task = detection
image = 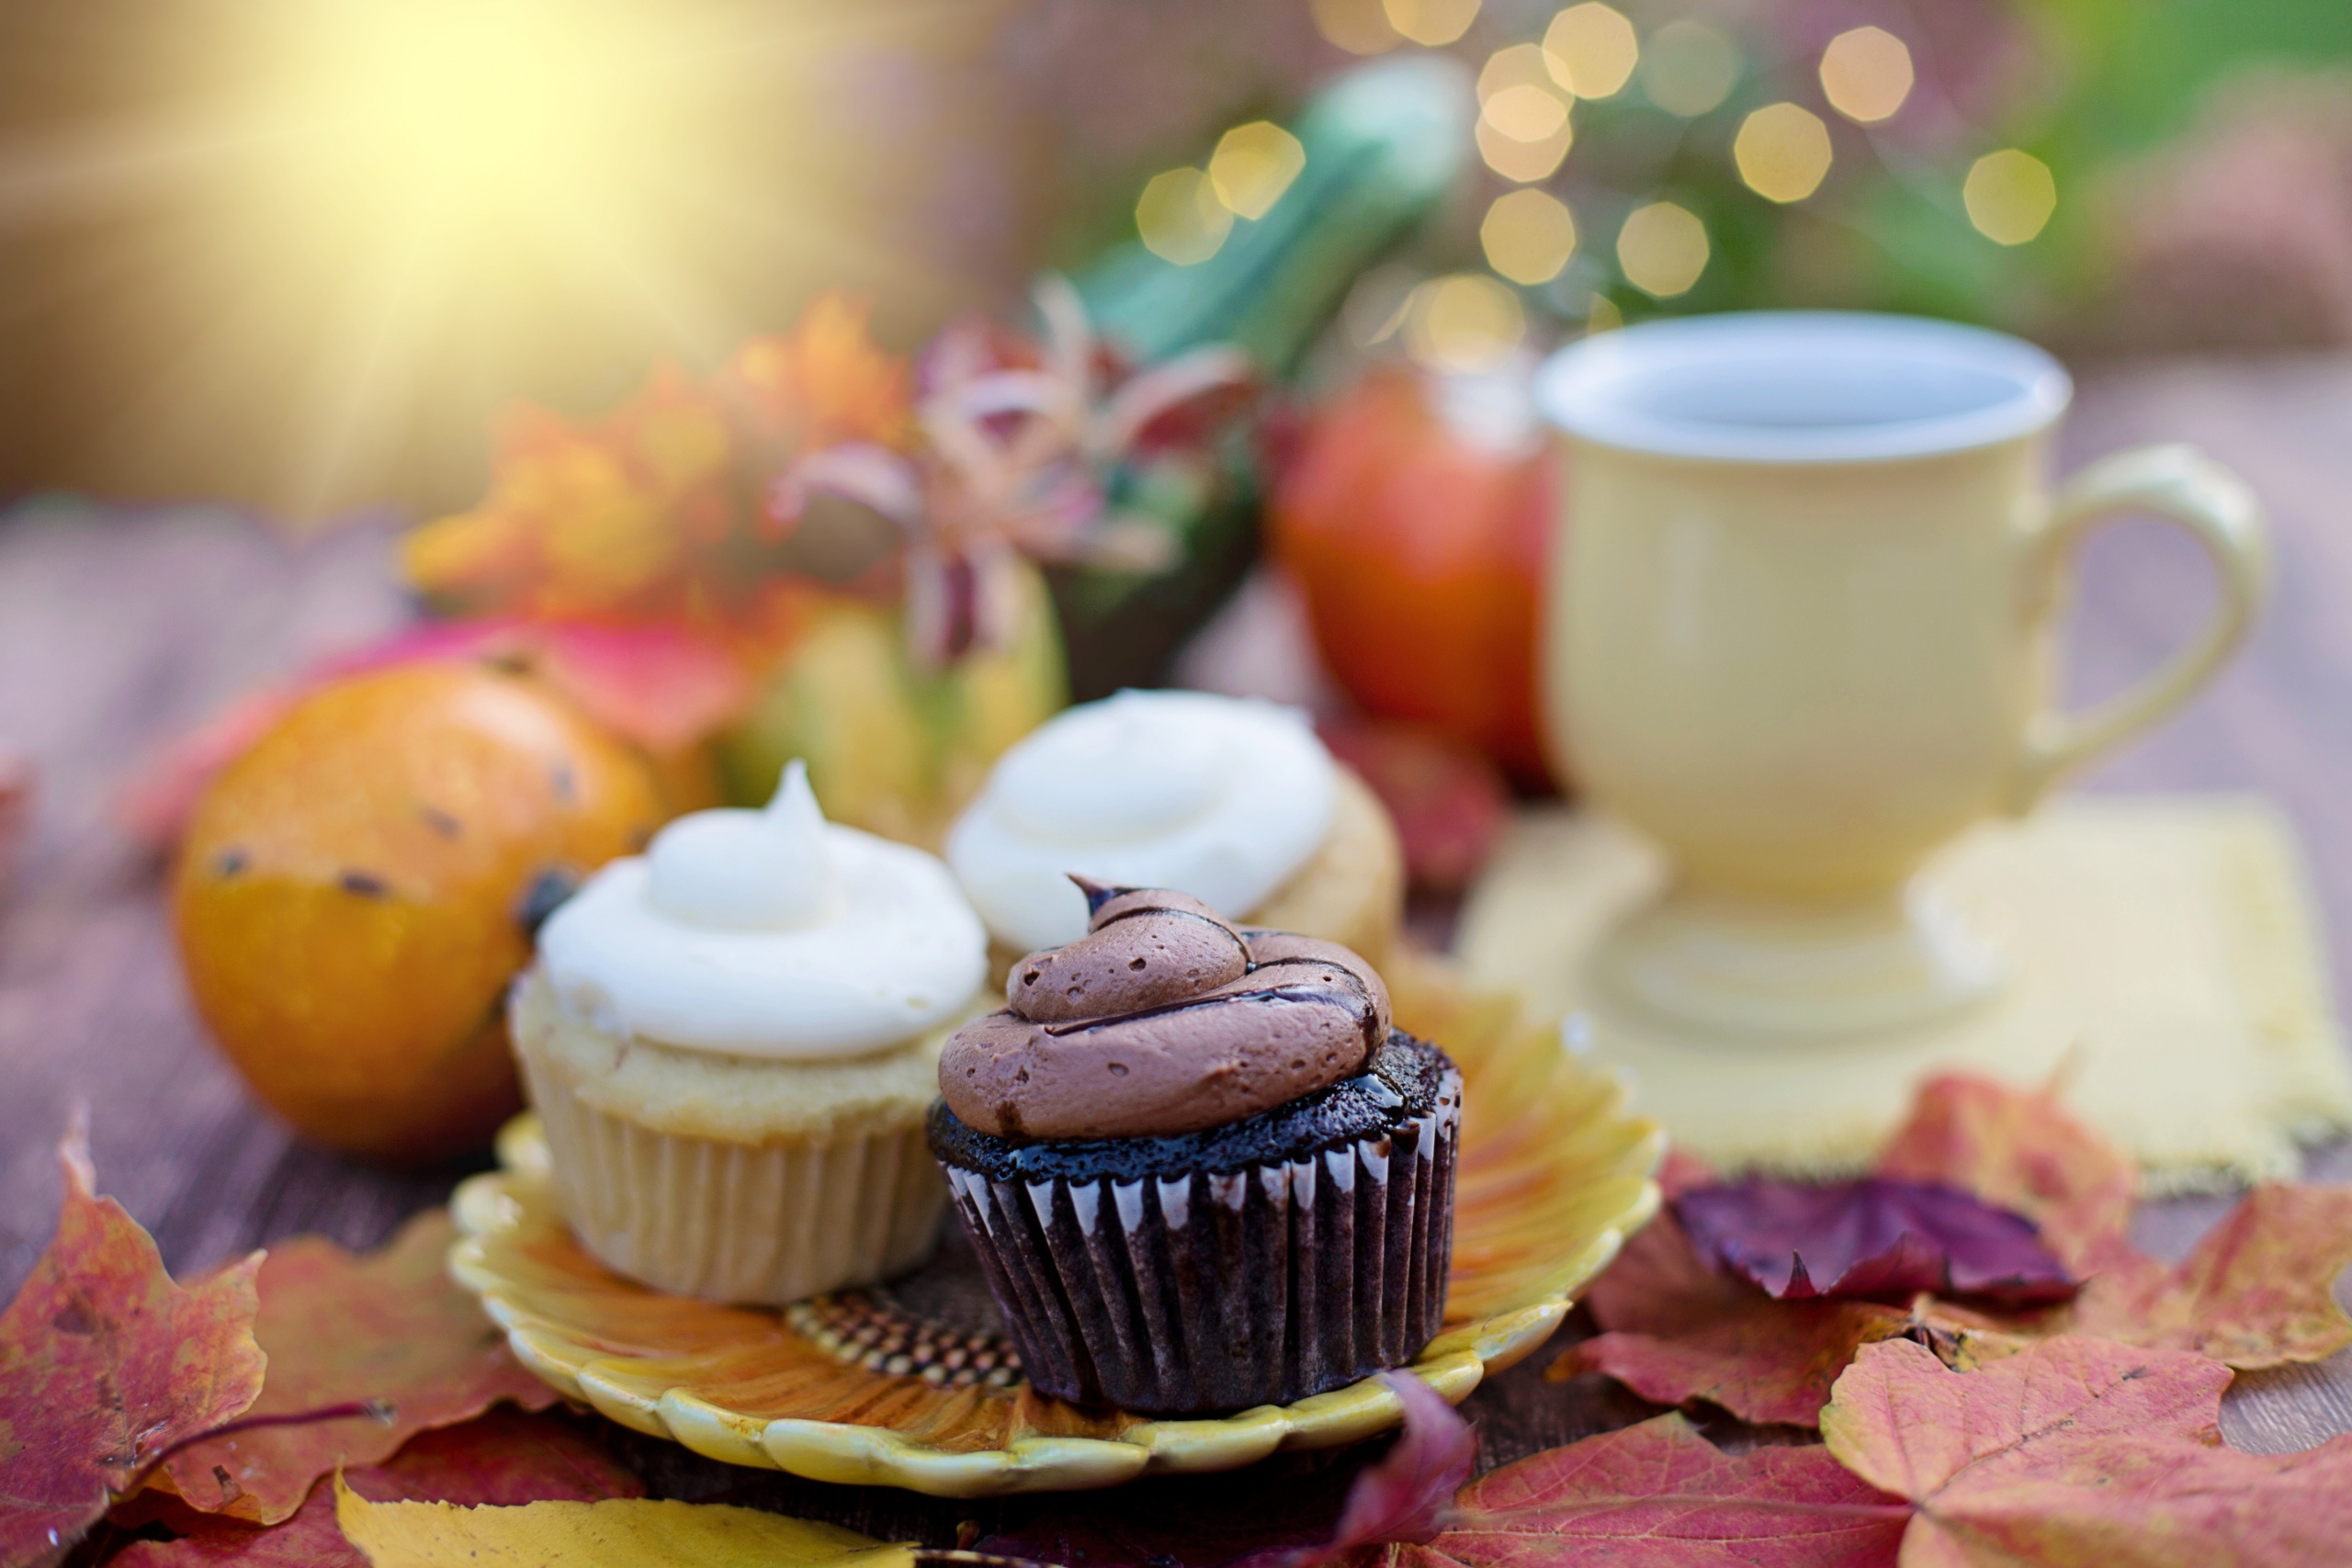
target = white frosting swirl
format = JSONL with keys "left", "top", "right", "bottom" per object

{"left": 537, "top": 761, "right": 986, "bottom": 1059}
{"left": 945, "top": 690, "right": 1337, "bottom": 952}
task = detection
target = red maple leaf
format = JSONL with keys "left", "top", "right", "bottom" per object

{"left": 1367, "top": 1413, "right": 1908, "bottom": 1568}
{"left": 1559, "top": 1074, "right": 2352, "bottom": 1427}
{"left": 160, "top": 1210, "right": 560, "bottom": 1525}
{"left": 1823, "top": 1335, "right": 2352, "bottom": 1564}
{"left": 0, "top": 1125, "right": 266, "bottom": 1568}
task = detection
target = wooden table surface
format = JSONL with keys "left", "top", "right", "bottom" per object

{"left": 6, "top": 356, "right": 2352, "bottom": 1543}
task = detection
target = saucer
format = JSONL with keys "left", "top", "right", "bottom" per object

{"left": 447, "top": 954, "right": 1663, "bottom": 1497}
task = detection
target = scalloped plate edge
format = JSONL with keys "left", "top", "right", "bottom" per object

{"left": 448, "top": 1127, "right": 1661, "bottom": 1497}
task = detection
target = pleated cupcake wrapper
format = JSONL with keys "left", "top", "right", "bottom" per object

{"left": 519, "top": 1046, "right": 945, "bottom": 1305}
{"left": 943, "top": 1067, "right": 1463, "bottom": 1414}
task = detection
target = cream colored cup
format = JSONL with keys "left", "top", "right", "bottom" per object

{"left": 1535, "top": 312, "right": 2268, "bottom": 1041}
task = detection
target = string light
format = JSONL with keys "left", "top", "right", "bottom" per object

{"left": 1544, "top": 4, "right": 1639, "bottom": 99}
{"left": 1482, "top": 189, "right": 1578, "bottom": 284}
{"left": 1819, "top": 27, "right": 1914, "bottom": 124}
{"left": 1617, "top": 201, "right": 1708, "bottom": 297}
{"left": 1641, "top": 20, "right": 1738, "bottom": 117}
{"left": 1734, "top": 103, "right": 1833, "bottom": 203}
{"left": 1964, "top": 150, "right": 2057, "bottom": 244}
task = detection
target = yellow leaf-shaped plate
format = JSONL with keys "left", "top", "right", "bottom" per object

{"left": 448, "top": 954, "right": 1662, "bottom": 1498}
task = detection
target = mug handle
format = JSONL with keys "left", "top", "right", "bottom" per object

{"left": 2004, "top": 443, "right": 2270, "bottom": 814}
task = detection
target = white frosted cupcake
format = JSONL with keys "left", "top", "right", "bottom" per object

{"left": 945, "top": 690, "right": 1403, "bottom": 971}
{"left": 511, "top": 762, "right": 987, "bottom": 1303}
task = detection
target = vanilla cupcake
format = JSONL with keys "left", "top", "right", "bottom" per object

{"left": 945, "top": 691, "right": 1403, "bottom": 976}
{"left": 511, "top": 762, "right": 987, "bottom": 1303}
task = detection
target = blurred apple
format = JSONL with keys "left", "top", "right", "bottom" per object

{"left": 1272, "top": 362, "right": 1557, "bottom": 788}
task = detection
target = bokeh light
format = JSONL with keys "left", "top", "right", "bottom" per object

{"left": 1311, "top": 0, "right": 1402, "bottom": 55}
{"left": 1482, "top": 189, "right": 1578, "bottom": 284}
{"left": 1209, "top": 122, "right": 1307, "bottom": 220}
{"left": 1136, "top": 168, "right": 1233, "bottom": 264}
{"left": 1476, "top": 47, "right": 1575, "bottom": 182}
{"left": 1819, "top": 27, "right": 1914, "bottom": 124}
{"left": 1641, "top": 20, "right": 1739, "bottom": 117}
{"left": 1385, "top": 0, "right": 1481, "bottom": 49}
{"left": 1544, "top": 5, "right": 1639, "bottom": 100}
{"left": 1479, "top": 43, "right": 1559, "bottom": 101}
{"left": 1617, "top": 200, "right": 1709, "bottom": 296}
{"left": 1405, "top": 272, "right": 1527, "bottom": 373}
{"left": 1484, "top": 84, "right": 1571, "bottom": 143}
{"left": 1734, "top": 103, "right": 1833, "bottom": 203}
{"left": 1477, "top": 115, "right": 1574, "bottom": 183}
{"left": 1964, "top": 150, "right": 2057, "bottom": 244}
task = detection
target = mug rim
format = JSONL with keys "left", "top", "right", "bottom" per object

{"left": 1534, "top": 310, "right": 2074, "bottom": 464}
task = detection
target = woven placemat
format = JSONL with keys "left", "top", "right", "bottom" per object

{"left": 1457, "top": 796, "right": 2352, "bottom": 1191}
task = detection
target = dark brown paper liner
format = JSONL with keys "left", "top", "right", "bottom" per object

{"left": 938, "top": 1066, "right": 1462, "bottom": 1414}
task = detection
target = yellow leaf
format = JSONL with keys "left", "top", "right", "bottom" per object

{"left": 335, "top": 1474, "right": 915, "bottom": 1568}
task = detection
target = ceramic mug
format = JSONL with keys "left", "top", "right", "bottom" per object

{"left": 1534, "top": 312, "right": 2268, "bottom": 1041}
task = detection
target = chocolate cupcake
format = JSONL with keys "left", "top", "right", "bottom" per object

{"left": 928, "top": 884, "right": 1461, "bottom": 1414}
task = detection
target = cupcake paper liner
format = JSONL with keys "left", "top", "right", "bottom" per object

{"left": 519, "top": 1043, "right": 945, "bottom": 1305}
{"left": 941, "top": 1066, "right": 1462, "bottom": 1413}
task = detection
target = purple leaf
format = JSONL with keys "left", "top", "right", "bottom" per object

{"left": 976, "top": 1372, "right": 1475, "bottom": 1568}
{"left": 1674, "top": 1177, "right": 2077, "bottom": 1307}
{"left": 1228, "top": 1372, "right": 1476, "bottom": 1568}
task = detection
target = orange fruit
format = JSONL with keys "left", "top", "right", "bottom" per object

{"left": 174, "top": 661, "right": 662, "bottom": 1164}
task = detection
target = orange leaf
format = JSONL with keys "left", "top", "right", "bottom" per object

{"left": 2070, "top": 1183, "right": 2352, "bottom": 1367}
{"left": 1557, "top": 1211, "right": 1916, "bottom": 1427}
{"left": 1823, "top": 1335, "right": 2352, "bottom": 1566}
{"left": 163, "top": 1211, "right": 557, "bottom": 1526}
{"left": 0, "top": 1125, "right": 266, "bottom": 1568}
{"left": 1377, "top": 1412, "right": 1908, "bottom": 1568}
{"left": 116, "top": 1409, "right": 643, "bottom": 1567}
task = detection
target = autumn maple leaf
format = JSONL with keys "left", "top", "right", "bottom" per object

{"left": 1674, "top": 1177, "right": 2075, "bottom": 1305}
{"left": 115, "top": 1408, "right": 643, "bottom": 1567}
{"left": 0, "top": 1124, "right": 266, "bottom": 1568}
{"left": 1822, "top": 1335, "right": 2352, "bottom": 1565}
{"left": 1367, "top": 1412, "right": 1909, "bottom": 1568}
{"left": 161, "top": 1210, "right": 560, "bottom": 1525}
{"left": 981, "top": 1374, "right": 1476, "bottom": 1568}
{"left": 1561, "top": 1074, "right": 2352, "bottom": 1427}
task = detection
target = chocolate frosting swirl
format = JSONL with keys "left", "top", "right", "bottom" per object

{"left": 937, "top": 881, "right": 1393, "bottom": 1140}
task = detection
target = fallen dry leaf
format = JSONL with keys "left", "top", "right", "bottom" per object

{"left": 1563, "top": 1074, "right": 2352, "bottom": 1427}
{"left": 980, "top": 1372, "right": 1476, "bottom": 1568}
{"left": 1822, "top": 1335, "right": 2352, "bottom": 1566}
{"left": 334, "top": 1483, "right": 909, "bottom": 1568}
{"left": 1234, "top": 1373, "right": 1476, "bottom": 1568}
{"left": 115, "top": 1408, "right": 643, "bottom": 1566}
{"left": 1674, "top": 1177, "right": 2075, "bottom": 1305}
{"left": 164, "top": 1209, "right": 558, "bottom": 1525}
{"left": 2071, "top": 1183, "right": 2352, "bottom": 1368}
{"left": 1557, "top": 1209, "right": 1920, "bottom": 1427}
{"left": 1372, "top": 1411, "right": 1908, "bottom": 1568}
{"left": 1875, "top": 1073, "right": 2138, "bottom": 1269}
{"left": 0, "top": 1125, "right": 266, "bottom": 1568}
